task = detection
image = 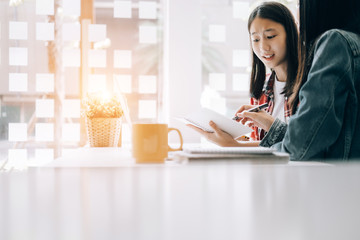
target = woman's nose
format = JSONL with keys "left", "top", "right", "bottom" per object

{"left": 260, "top": 41, "right": 271, "bottom": 52}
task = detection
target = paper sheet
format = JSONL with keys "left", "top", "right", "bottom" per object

{"left": 178, "top": 107, "right": 252, "bottom": 138}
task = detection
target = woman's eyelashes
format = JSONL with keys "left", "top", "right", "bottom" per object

{"left": 267, "top": 35, "right": 277, "bottom": 39}
{"left": 251, "top": 35, "right": 277, "bottom": 42}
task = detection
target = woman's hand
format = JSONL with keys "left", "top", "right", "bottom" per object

{"left": 186, "top": 121, "right": 241, "bottom": 147}
{"left": 235, "top": 105, "right": 275, "bottom": 132}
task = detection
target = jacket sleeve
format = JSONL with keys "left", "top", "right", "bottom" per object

{"left": 259, "top": 118, "right": 287, "bottom": 147}
{"left": 262, "top": 30, "right": 353, "bottom": 160}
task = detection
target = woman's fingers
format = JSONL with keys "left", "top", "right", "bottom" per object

{"left": 186, "top": 124, "right": 211, "bottom": 136}
{"left": 237, "top": 110, "right": 275, "bottom": 132}
{"left": 234, "top": 105, "right": 257, "bottom": 121}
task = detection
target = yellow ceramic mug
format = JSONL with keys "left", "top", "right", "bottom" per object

{"left": 132, "top": 123, "right": 183, "bottom": 163}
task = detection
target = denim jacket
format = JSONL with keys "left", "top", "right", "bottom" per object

{"left": 260, "top": 29, "right": 360, "bottom": 161}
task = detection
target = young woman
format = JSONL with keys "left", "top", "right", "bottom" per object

{"left": 188, "top": 1, "right": 298, "bottom": 147}
{"left": 237, "top": 0, "right": 360, "bottom": 160}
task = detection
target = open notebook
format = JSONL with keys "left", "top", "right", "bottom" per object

{"left": 172, "top": 145, "right": 289, "bottom": 162}
{"left": 183, "top": 146, "right": 275, "bottom": 155}
{"left": 177, "top": 108, "right": 252, "bottom": 138}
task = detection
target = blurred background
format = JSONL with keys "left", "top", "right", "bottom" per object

{"left": 0, "top": 0, "right": 296, "bottom": 165}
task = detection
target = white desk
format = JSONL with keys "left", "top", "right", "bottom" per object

{"left": 45, "top": 147, "right": 326, "bottom": 167}
{"left": 1, "top": 154, "right": 359, "bottom": 240}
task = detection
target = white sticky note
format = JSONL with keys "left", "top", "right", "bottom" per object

{"left": 89, "top": 49, "right": 106, "bottom": 68}
{"left": 139, "top": 26, "right": 157, "bottom": 44}
{"left": 233, "top": 1, "right": 249, "bottom": 19}
{"left": 233, "top": 49, "right": 250, "bottom": 67}
{"left": 9, "top": 123, "right": 27, "bottom": 142}
{"left": 139, "top": 1, "right": 157, "bottom": 19}
{"left": 114, "top": 75, "right": 132, "bottom": 93}
{"left": 63, "top": 0, "right": 80, "bottom": 16}
{"left": 35, "top": 149, "right": 54, "bottom": 162}
{"left": 139, "top": 75, "right": 157, "bottom": 93}
{"left": 64, "top": 99, "right": 80, "bottom": 118}
{"left": 88, "top": 24, "right": 106, "bottom": 42}
{"left": 62, "top": 123, "right": 80, "bottom": 141}
{"left": 9, "top": 47, "right": 28, "bottom": 66}
{"left": 36, "top": 0, "right": 54, "bottom": 15}
{"left": 9, "top": 73, "right": 28, "bottom": 92}
{"left": 63, "top": 49, "right": 80, "bottom": 67}
{"left": 36, "top": 99, "right": 54, "bottom": 118}
{"left": 233, "top": 73, "right": 250, "bottom": 91}
{"left": 209, "top": 25, "right": 226, "bottom": 43}
{"left": 9, "top": 21, "right": 28, "bottom": 40}
{"left": 62, "top": 23, "right": 80, "bottom": 41}
{"left": 8, "top": 149, "right": 27, "bottom": 168}
{"left": 36, "top": 73, "right": 54, "bottom": 92}
{"left": 138, "top": 100, "right": 157, "bottom": 119}
{"left": 209, "top": 73, "right": 226, "bottom": 91}
{"left": 88, "top": 74, "right": 107, "bottom": 92}
{"left": 114, "top": 50, "right": 132, "bottom": 68}
{"left": 114, "top": 1, "right": 132, "bottom": 18}
{"left": 36, "top": 22, "right": 54, "bottom": 41}
{"left": 35, "top": 123, "right": 54, "bottom": 141}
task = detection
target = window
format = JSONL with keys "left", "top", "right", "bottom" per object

{"left": 0, "top": 0, "right": 164, "bottom": 166}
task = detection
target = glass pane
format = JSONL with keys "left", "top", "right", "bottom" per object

{"left": 0, "top": 0, "right": 164, "bottom": 166}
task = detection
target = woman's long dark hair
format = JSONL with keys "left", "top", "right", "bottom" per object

{"left": 289, "top": 0, "right": 360, "bottom": 114}
{"left": 248, "top": 1, "right": 298, "bottom": 100}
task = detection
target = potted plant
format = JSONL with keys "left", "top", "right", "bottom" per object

{"left": 82, "top": 92, "right": 124, "bottom": 147}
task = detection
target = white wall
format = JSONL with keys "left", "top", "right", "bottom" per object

{"left": 164, "top": 0, "right": 202, "bottom": 143}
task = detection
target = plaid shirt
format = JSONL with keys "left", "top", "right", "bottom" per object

{"left": 250, "top": 71, "right": 291, "bottom": 141}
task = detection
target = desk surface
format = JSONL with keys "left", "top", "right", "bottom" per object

{"left": 1, "top": 160, "right": 360, "bottom": 240}
{"left": 44, "top": 147, "right": 326, "bottom": 167}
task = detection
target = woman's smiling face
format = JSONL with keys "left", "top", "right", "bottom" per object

{"left": 250, "top": 17, "right": 288, "bottom": 71}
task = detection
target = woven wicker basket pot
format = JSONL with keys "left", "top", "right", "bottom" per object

{"left": 86, "top": 117, "right": 122, "bottom": 147}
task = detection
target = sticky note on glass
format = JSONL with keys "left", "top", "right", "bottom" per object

{"left": 233, "top": 49, "right": 250, "bottom": 67}
{"left": 233, "top": 1, "right": 249, "bottom": 19}
{"left": 209, "top": 73, "right": 226, "bottom": 91}
{"left": 139, "top": 75, "right": 157, "bottom": 93}
{"left": 36, "top": 0, "right": 54, "bottom": 15}
{"left": 62, "top": 123, "right": 80, "bottom": 141}
{"left": 9, "top": 21, "right": 28, "bottom": 40}
{"left": 63, "top": 49, "right": 80, "bottom": 67}
{"left": 139, "top": 1, "right": 157, "bottom": 19}
{"left": 88, "top": 74, "right": 107, "bottom": 92}
{"left": 9, "top": 73, "right": 28, "bottom": 92}
{"left": 36, "top": 73, "right": 54, "bottom": 92}
{"left": 114, "top": 74, "right": 132, "bottom": 93}
{"left": 89, "top": 49, "right": 106, "bottom": 68}
{"left": 139, "top": 26, "right": 157, "bottom": 44}
{"left": 88, "top": 24, "right": 106, "bottom": 42}
{"left": 209, "top": 25, "right": 226, "bottom": 42}
{"left": 114, "top": 1, "right": 132, "bottom": 18}
{"left": 64, "top": 99, "right": 80, "bottom": 118}
{"left": 8, "top": 149, "right": 27, "bottom": 167}
{"left": 36, "top": 99, "right": 54, "bottom": 118}
{"left": 62, "top": 23, "right": 80, "bottom": 41}
{"left": 9, "top": 123, "right": 27, "bottom": 141}
{"left": 35, "top": 149, "right": 54, "bottom": 162}
{"left": 233, "top": 73, "right": 250, "bottom": 91}
{"left": 63, "top": 0, "right": 80, "bottom": 16}
{"left": 138, "top": 100, "right": 157, "bottom": 119}
{"left": 36, "top": 22, "right": 54, "bottom": 41}
{"left": 9, "top": 47, "right": 28, "bottom": 66}
{"left": 114, "top": 50, "right": 132, "bottom": 68}
{"left": 35, "top": 123, "right": 54, "bottom": 141}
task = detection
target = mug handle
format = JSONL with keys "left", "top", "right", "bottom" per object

{"left": 168, "top": 128, "right": 183, "bottom": 151}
